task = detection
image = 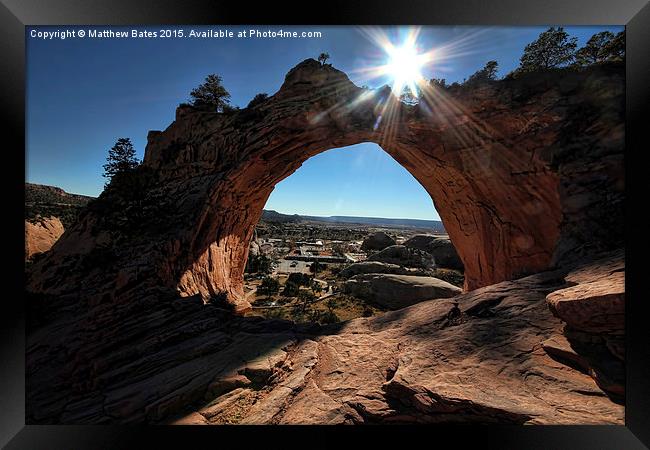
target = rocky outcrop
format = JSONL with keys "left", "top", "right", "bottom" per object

{"left": 25, "top": 217, "right": 64, "bottom": 259}
{"left": 368, "top": 245, "right": 435, "bottom": 269}
{"left": 339, "top": 261, "right": 407, "bottom": 278}
{"left": 403, "top": 234, "right": 437, "bottom": 252}
{"left": 168, "top": 254, "right": 622, "bottom": 425}
{"left": 26, "top": 60, "right": 624, "bottom": 309}
{"left": 26, "top": 249, "right": 624, "bottom": 424}
{"left": 361, "top": 231, "right": 395, "bottom": 252}
{"left": 23, "top": 60, "right": 625, "bottom": 425}
{"left": 427, "top": 238, "right": 463, "bottom": 270}
{"left": 544, "top": 251, "right": 625, "bottom": 400}
{"left": 342, "top": 274, "right": 461, "bottom": 309}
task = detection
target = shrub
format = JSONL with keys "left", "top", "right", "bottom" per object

{"left": 257, "top": 276, "right": 280, "bottom": 296}
{"left": 247, "top": 93, "right": 269, "bottom": 108}
{"left": 282, "top": 281, "right": 300, "bottom": 297}
{"left": 206, "top": 290, "right": 235, "bottom": 312}
{"left": 189, "top": 74, "right": 232, "bottom": 112}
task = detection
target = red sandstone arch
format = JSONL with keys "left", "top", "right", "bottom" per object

{"left": 29, "top": 59, "right": 625, "bottom": 313}
{"left": 139, "top": 59, "right": 562, "bottom": 311}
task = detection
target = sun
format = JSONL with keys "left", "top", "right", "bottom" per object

{"left": 384, "top": 43, "right": 428, "bottom": 96}
{"left": 355, "top": 27, "right": 444, "bottom": 98}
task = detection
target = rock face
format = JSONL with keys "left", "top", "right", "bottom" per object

{"left": 179, "top": 253, "right": 621, "bottom": 425}
{"left": 360, "top": 231, "right": 396, "bottom": 252}
{"left": 339, "top": 261, "right": 407, "bottom": 278}
{"left": 342, "top": 274, "right": 461, "bottom": 309}
{"left": 368, "top": 245, "right": 434, "bottom": 269}
{"left": 544, "top": 251, "right": 625, "bottom": 400}
{"left": 25, "top": 217, "right": 65, "bottom": 259}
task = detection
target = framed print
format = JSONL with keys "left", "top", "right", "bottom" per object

{"left": 2, "top": 0, "right": 649, "bottom": 448}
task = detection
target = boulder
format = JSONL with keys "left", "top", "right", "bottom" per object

{"left": 428, "top": 238, "right": 463, "bottom": 270}
{"left": 342, "top": 273, "right": 461, "bottom": 309}
{"left": 360, "top": 231, "right": 395, "bottom": 252}
{"left": 403, "top": 234, "right": 437, "bottom": 252}
{"left": 339, "top": 261, "right": 407, "bottom": 278}
{"left": 368, "top": 245, "right": 434, "bottom": 269}
{"left": 546, "top": 269, "right": 624, "bottom": 335}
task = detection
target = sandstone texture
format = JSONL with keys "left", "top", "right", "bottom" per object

{"left": 25, "top": 217, "right": 64, "bottom": 259}
{"left": 343, "top": 274, "right": 461, "bottom": 309}
{"left": 25, "top": 253, "right": 624, "bottom": 425}
{"left": 339, "top": 261, "right": 408, "bottom": 278}
{"left": 361, "top": 231, "right": 396, "bottom": 252}
{"left": 368, "top": 245, "right": 435, "bottom": 269}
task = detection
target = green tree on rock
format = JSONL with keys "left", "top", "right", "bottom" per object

{"left": 574, "top": 31, "right": 615, "bottom": 66}
{"left": 247, "top": 92, "right": 269, "bottom": 108}
{"left": 466, "top": 60, "right": 499, "bottom": 85}
{"left": 518, "top": 27, "right": 578, "bottom": 72}
{"left": 189, "top": 74, "right": 232, "bottom": 112}
{"left": 102, "top": 138, "right": 139, "bottom": 187}
{"left": 318, "top": 52, "right": 330, "bottom": 65}
{"left": 600, "top": 30, "right": 625, "bottom": 62}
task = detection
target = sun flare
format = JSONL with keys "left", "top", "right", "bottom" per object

{"left": 356, "top": 27, "right": 437, "bottom": 97}
{"left": 383, "top": 42, "right": 428, "bottom": 95}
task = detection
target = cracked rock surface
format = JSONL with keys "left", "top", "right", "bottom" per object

{"left": 169, "top": 252, "right": 624, "bottom": 425}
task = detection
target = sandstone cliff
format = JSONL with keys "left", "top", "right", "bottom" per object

{"left": 25, "top": 216, "right": 64, "bottom": 259}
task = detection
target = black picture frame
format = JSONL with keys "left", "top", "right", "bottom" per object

{"left": 2, "top": 0, "right": 649, "bottom": 448}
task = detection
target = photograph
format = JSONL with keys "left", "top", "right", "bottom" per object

{"left": 22, "top": 23, "right": 627, "bottom": 427}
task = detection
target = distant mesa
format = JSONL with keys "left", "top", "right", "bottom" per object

{"left": 360, "top": 231, "right": 396, "bottom": 251}
{"left": 262, "top": 209, "right": 445, "bottom": 231}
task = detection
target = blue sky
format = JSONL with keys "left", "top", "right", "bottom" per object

{"left": 26, "top": 25, "right": 622, "bottom": 220}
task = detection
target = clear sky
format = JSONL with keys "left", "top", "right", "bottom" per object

{"left": 26, "top": 25, "right": 622, "bottom": 220}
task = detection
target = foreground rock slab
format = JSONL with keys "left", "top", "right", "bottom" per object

{"left": 169, "top": 254, "right": 624, "bottom": 425}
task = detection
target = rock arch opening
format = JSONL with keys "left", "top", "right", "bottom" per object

{"left": 241, "top": 142, "right": 459, "bottom": 321}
